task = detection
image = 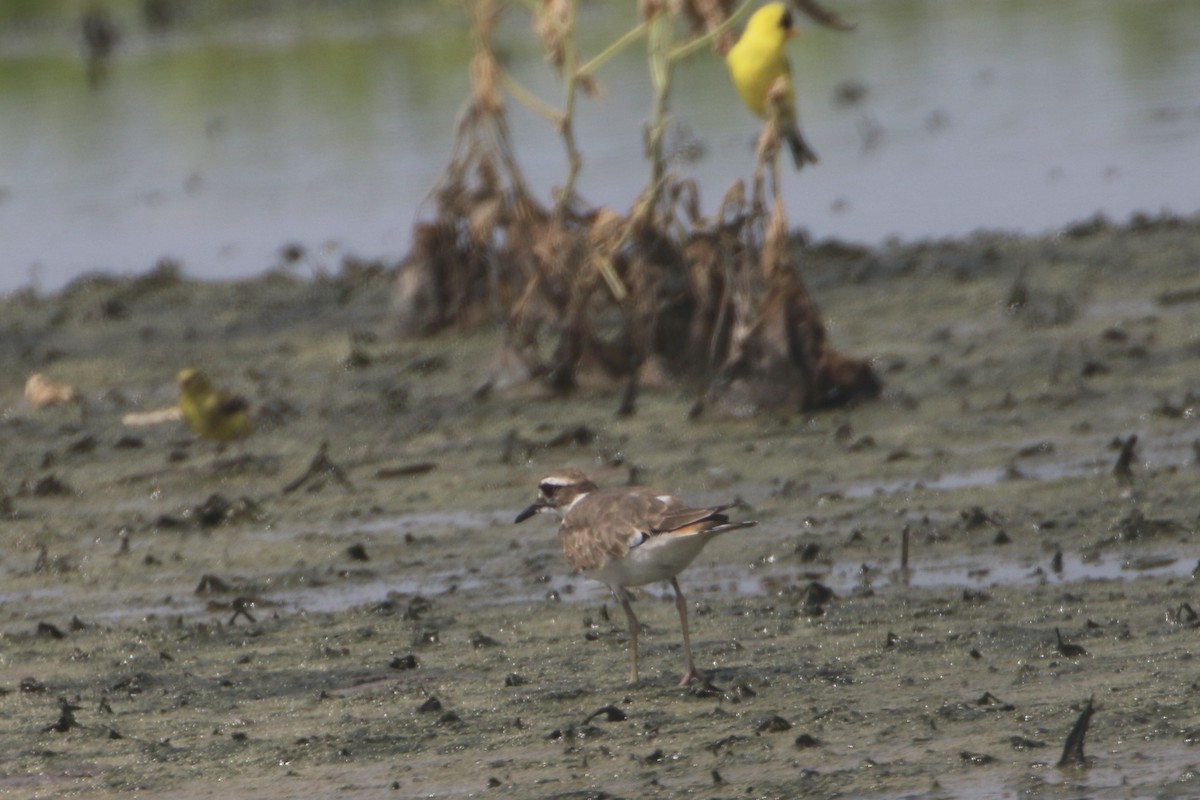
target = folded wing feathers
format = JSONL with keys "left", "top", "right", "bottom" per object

{"left": 559, "top": 490, "right": 753, "bottom": 572}
{"left": 212, "top": 391, "right": 250, "bottom": 416}
{"left": 653, "top": 503, "right": 737, "bottom": 534}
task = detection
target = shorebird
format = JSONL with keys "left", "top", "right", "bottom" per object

{"left": 515, "top": 468, "right": 756, "bottom": 685}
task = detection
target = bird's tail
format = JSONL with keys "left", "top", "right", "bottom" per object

{"left": 786, "top": 128, "right": 819, "bottom": 169}
{"left": 703, "top": 520, "right": 758, "bottom": 537}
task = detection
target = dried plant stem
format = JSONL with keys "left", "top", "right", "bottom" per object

{"left": 494, "top": 2, "right": 657, "bottom": 213}
{"left": 394, "top": 1, "right": 880, "bottom": 415}
{"left": 638, "top": 10, "right": 674, "bottom": 222}
{"left": 592, "top": 240, "right": 630, "bottom": 302}
{"left": 554, "top": 0, "right": 584, "bottom": 209}
{"left": 640, "top": 0, "right": 753, "bottom": 219}
{"left": 750, "top": 78, "right": 789, "bottom": 223}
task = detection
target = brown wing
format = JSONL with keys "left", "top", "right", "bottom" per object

{"left": 653, "top": 503, "right": 737, "bottom": 534}
{"left": 558, "top": 487, "right": 675, "bottom": 572}
{"left": 559, "top": 489, "right": 741, "bottom": 571}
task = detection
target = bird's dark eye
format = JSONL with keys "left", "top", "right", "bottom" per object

{"left": 780, "top": 10, "right": 793, "bottom": 30}
{"left": 539, "top": 482, "right": 560, "bottom": 497}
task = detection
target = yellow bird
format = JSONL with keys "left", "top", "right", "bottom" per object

{"left": 176, "top": 368, "right": 252, "bottom": 446}
{"left": 726, "top": 2, "right": 819, "bottom": 169}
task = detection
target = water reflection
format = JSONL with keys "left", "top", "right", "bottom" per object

{"left": 0, "top": 0, "right": 1197, "bottom": 292}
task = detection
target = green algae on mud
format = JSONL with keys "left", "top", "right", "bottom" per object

{"left": 2, "top": 216, "right": 1200, "bottom": 798}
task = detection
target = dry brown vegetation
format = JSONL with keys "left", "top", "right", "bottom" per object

{"left": 391, "top": 0, "right": 878, "bottom": 415}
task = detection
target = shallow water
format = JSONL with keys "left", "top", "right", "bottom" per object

{"left": 2, "top": 0, "right": 1199, "bottom": 292}
{"left": 1, "top": 504, "right": 1191, "bottom": 630}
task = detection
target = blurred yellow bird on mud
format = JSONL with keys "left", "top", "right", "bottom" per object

{"left": 176, "top": 368, "right": 252, "bottom": 446}
{"left": 726, "top": 2, "right": 819, "bottom": 168}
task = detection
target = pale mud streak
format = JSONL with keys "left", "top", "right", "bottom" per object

{"left": 1, "top": 219, "right": 1200, "bottom": 798}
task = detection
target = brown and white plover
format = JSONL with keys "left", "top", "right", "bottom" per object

{"left": 515, "top": 468, "right": 756, "bottom": 685}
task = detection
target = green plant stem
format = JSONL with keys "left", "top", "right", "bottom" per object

{"left": 639, "top": 0, "right": 754, "bottom": 219}
{"left": 499, "top": 72, "right": 559, "bottom": 122}
{"left": 668, "top": 0, "right": 755, "bottom": 63}
{"left": 578, "top": 19, "right": 649, "bottom": 77}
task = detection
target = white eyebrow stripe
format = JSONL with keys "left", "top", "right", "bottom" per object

{"left": 657, "top": 494, "right": 674, "bottom": 503}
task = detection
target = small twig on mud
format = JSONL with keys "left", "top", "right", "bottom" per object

{"left": 1057, "top": 696, "right": 1096, "bottom": 768}
{"left": 1112, "top": 434, "right": 1138, "bottom": 482}
{"left": 43, "top": 697, "right": 82, "bottom": 733}
{"left": 228, "top": 597, "right": 257, "bottom": 626}
{"left": 1055, "top": 627, "right": 1088, "bottom": 658}
{"left": 617, "top": 370, "right": 639, "bottom": 417}
{"left": 374, "top": 462, "right": 438, "bottom": 480}
{"left": 282, "top": 441, "right": 354, "bottom": 494}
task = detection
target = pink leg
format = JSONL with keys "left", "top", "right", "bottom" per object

{"left": 616, "top": 588, "right": 640, "bottom": 684}
{"left": 672, "top": 577, "right": 701, "bottom": 686}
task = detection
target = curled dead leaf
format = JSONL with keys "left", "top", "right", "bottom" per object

{"left": 533, "top": 0, "right": 571, "bottom": 72}
{"left": 24, "top": 374, "right": 79, "bottom": 409}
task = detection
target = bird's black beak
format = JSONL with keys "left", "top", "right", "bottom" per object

{"left": 514, "top": 501, "right": 546, "bottom": 524}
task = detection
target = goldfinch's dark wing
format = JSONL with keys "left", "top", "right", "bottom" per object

{"left": 212, "top": 390, "right": 250, "bottom": 416}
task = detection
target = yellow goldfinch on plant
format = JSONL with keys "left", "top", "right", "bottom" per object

{"left": 177, "top": 368, "right": 252, "bottom": 446}
{"left": 726, "top": 2, "right": 819, "bottom": 169}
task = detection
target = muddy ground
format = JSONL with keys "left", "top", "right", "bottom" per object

{"left": 2, "top": 215, "right": 1200, "bottom": 799}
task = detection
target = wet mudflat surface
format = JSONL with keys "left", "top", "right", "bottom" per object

{"left": 2, "top": 217, "right": 1200, "bottom": 798}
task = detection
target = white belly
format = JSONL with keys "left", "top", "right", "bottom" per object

{"left": 585, "top": 530, "right": 719, "bottom": 588}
